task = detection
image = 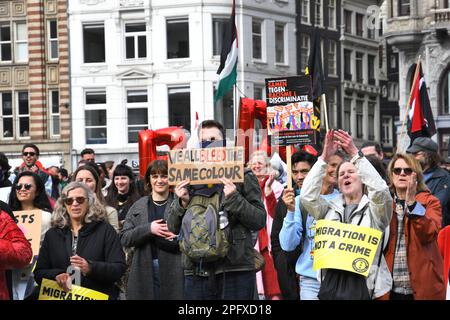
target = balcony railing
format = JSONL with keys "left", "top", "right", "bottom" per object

{"left": 434, "top": 8, "right": 450, "bottom": 24}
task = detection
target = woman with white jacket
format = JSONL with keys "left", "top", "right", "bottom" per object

{"left": 299, "top": 129, "right": 393, "bottom": 299}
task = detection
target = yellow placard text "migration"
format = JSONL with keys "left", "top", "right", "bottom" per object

{"left": 313, "top": 220, "right": 382, "bottom": 277}
{"left": 38, "top": 279, "right": 109, "bottom": 300}
{"left": 168, "top": 147, "right": 244, "bottom": 186}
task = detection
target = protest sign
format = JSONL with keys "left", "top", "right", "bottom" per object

{"left": 265, "top": 76, "right": 320, "bottom": 147}
{"left": 0, "top": 186, "right": 11, "bottom": 202}
{"left": 14, "top": 209, "right": 42, "bottom": 258}
{"left": 38, "top": 278, "right": 109, "bottom": 300}
{"left": 168, "top": 147, "right": 244, "bottom": 185}
{"left": 313, "top": 220, "right": 382, "bottom": 277}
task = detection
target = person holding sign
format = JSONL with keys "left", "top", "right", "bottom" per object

{"left": 8, "top": 172, "right": 53, "bottom": 300}
{"left": 34, "top": 182, "right": 126, "bottom": 300}
{"left": 0, "top": 209, "right": 32, "bottom": 300}
{"left": 300, "top": 129, "right": 393, "bottom": 299}
{"left": 167, "top": 120, "right": 266, "bottom": 300}
{"left": 121, "top": 160, "right": 183, "bottom": 300}
{"left": 384, "top": 153, "right": 445, "bottom": 300}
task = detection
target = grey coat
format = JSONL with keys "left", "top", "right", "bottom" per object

{"left": 120, "top": 194, "right": 184, "bottom": 300}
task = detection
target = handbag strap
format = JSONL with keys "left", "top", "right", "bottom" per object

{"left": 370, "top": 232, "right": 385, "bottom": 300}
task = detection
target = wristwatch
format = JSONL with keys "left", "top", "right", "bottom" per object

{"left": 350, "top": 150, "right": 365, "bottom": 164}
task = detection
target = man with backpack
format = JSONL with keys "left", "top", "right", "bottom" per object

{"left": 167, "top": 120, "right": 266, "bottom": 300}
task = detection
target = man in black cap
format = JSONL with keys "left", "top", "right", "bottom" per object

{"left": 407, "top": 137, "right": 450, "bottom": 227}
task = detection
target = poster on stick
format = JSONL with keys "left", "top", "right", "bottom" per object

{"left": 265, "top": 76, "right": 320, "bottom": 146}
{"left": 14, "top": 209, "right": 42, "bottom": 258}
{"left": 168, "top": 147, "right": 245, "bottom": 185}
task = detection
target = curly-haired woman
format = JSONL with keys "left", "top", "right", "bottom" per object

{"left": 33, "top": 182, "right": 126, "bottom": 299}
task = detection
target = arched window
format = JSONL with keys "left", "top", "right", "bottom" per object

{"left": 441, "top": 67, "right": 450, "bottom": 115}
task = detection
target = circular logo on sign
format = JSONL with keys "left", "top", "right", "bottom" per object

{"left": 352, "top": 258, "right": 369, "bottom": 273}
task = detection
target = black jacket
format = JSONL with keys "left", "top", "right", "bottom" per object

{"left": 425, "top": 166, "right": 450, "bottom": 227}
{"left": 34, "top": 221, "right": 126, "bottom": 300}
{"left": 167, "top": 169, "right": 266, "bottom": 274}
{"left": 270, "top": 192, "right": 300, "bottom": 300}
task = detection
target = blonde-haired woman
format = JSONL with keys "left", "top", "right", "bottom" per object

{"left": 248, "top": 150, "right": 283, "bottom": 300}
{"left": 384, "top": 153, "right": 445, "bottom": 300}
{"left": 34, "top": 182, "right": 126, "bottom": 300}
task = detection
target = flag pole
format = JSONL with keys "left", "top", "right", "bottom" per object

{"left": 399, "top": 56, "right": 421, "bottom": 150}
{"left": 321, "top": 93, "right": 329, "bottom": 131}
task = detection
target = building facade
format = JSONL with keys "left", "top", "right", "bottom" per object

{"left": 0, "top": 0, "right": 70, "bottom": 170}
{"left": 297, "top": 0, "right": 342, "bottom": 130}
{"left": 385, "top": 0, "right": 450, "bottom": 156}
{"left": 68, "top": 0, "right": 296, "bottom": 168}
{"left": 340, "top": 0, "right": 382, "bottom": 146}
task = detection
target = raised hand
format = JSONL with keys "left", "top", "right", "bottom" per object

{"left": 406, "top": 172, "right": 418, "bottom": 207}
{"left": 320, "top": 130, "right": 339, "bottom": 163}
{"left": 333, "top": 130, "right": 359, "bottom": 158}
{"left": 219, "top": 177, "right": 237, "bottom": 199}
{"left": 265, "top": 171, "right": 276, "bottom": 197}
{"left": 282, "top": 188, "right": 296, "bottom": 212}
{"left": 174, "top": 179, "right": 190, "bottom": 208}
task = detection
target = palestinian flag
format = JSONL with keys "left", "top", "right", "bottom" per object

{"left": 407, "top": 62, "right": 436, "bottom": 142}
{"left": 214, "top": 0, "right": 238, "bottom": 103}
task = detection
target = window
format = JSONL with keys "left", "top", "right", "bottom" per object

{"left": 301, "top": 0, "right": 310, "bottom": 24}
{"left": 327, "top": 87, "right": 337, "bottom": 128}
{"left": 328, "top": 0, "right": 336, "bottom": 29}
{"left": 167, "top": 18, "right": 189, "bottom": 59}
{"left": 252, "top": 19, "right": 263, "bottom": 60}
{"left": 368, "top": 24, "right": 375, "bottom": 39}
{"left": 390, "top": 54, "right": 397, "bottom": 70}
{"left": 368, "top": 102, "right": 375, "bottom": 140}
{"left": 168, "top": 87, "right": 190, "bottom": 131}
{"left": 315, "top": 0, "right": 322, "bottom": 26}
{"left": 15, "top": 22, "right": 27, "bottom": 62}
{"left": 300, "top": 34, "right": 310, "bottom": 72}
{"left": 389, "top": 82, "right": 399, "bottom": 101}
{"left": 126, "top": 89, "right": 148, "bottom": 143}
{"left": 328, "top": 40, "right": 337, "bottom": 76}
{"left": 49, "top": 90, "right": 60, "bottom": 136}
{"left": 48, "top": 20, "right": 58, "bottom": 60}
{"left": 368, "top": 55, "right": 375, "bottom": 85}
{"left": 17, "top": 92, "right": 29, "bottom": 137}
{"left": 85, "top": 90, "right": 107, "bottom": 144}
{"left": 1, "top": 92, "right": 12, "bottom": 138}
{"left": 125, "top": 23, "right": 146, "bottom": 59}
{"left": 398, "top": 0, "right": 410, "bottom": 16}
{"left": 382, "top": 116, "right": 392, "bottom": 146}
{"left": 344, "top": 98, "right": 352, "bottom": 132}
{"left": 356, "top": 101, "right": 363, "bottom": 139}
{"left": 214, "top": 89, "right": 234, "bottom": 131}
{"left": 213, "top": 17, "right": 228, "bottom": 56}
{"left": 344, "top": 10, "right": 352, "bottom": 34}
{"left": 356, "top": 52, "right": 363, "bottom": 83}
{"left": 356, "top": 14, "right": 364, "bottom": 37}
{"left": 0, "top": 24, "right": 11, "bottom": 61}
{"left": 83, "top": 24, "right": 105, "bottom": 63}
{"left": 275, "top": 23, "right": 285, "bottom": 64}
{"left": 254, "top": 85, "right": 264, "bottom": 100}
{"left": 441, "top": 70, "right": 450, "bottom": 114}
{"left": 344, "top": 49, "right": 352, "bottom": 80}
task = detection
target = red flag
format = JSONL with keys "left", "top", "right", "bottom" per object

{"left": 407, "top": 62, "right": 436, "bottom": 142}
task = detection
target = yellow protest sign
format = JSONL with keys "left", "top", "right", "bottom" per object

{"left": 168, "top": 147, "right": 244, "bottom": 185}
{"left": 313, "top": 220, "right": 382, "bottom": 277}
{"left": 38, "top": 279, "right": 109, "bottom": 300}
{"left": 14, "top": 209, "right": 42, "bottom": 258}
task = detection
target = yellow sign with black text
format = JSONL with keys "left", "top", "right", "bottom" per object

{"left": 313, "top": 220, "right": 382, "bottom": 277}
{"left": 38, "top": 279, "right": 109, "bottom": 300}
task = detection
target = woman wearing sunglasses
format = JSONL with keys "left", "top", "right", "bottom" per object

{"left": 8, "top": 171, "right": 52, "bottom": 300}
{"left": 33, "top": 182, "right": 126, "bottom": 300}
{"left": 72, "top": 164, "right": 119, "bottom": 232}
{"left": 384, "top": 153, "right": 445, "bottom": 300}
{"left": 120, "top": 160, "right": 183, "bottom": 300}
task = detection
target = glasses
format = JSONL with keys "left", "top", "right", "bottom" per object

{"left": 15, "top": 183, "right": 33, "bottom": 191}
{"left": 64, "top": 197, "right": 87, "bottom": 206}
{"left": 393, "top": 167, "right": 413, "bottom": 176}
{"left": 22, "top": 152, "right": 36, "bottom": 157}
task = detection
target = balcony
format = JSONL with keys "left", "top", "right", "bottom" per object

{"left": 433, "top": 8, "right": 450, "bottom": 29}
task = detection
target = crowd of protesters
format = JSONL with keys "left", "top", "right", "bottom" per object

{"left": 0, "top": 122, "right": 450, "bottom": 300}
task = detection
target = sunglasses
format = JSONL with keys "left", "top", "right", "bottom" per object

{"left": 64, "top": 197, "right": 87, "bottom": 206}
{"left": 393, "top": 167, "right": 413, "bottom": 176}
{"left": 15, "top": 183, "right": 33, "bottom": 191}
{"left": 22, "top": 152, "right": 36, "bottom": 157}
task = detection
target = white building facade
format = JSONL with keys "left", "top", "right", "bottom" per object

{"left": 68, "top": 0, "right": 296, "bottom": 168}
